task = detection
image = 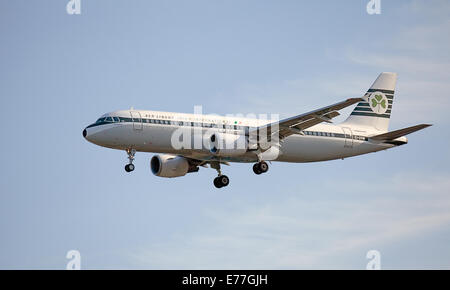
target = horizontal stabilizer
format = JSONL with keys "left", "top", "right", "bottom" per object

{"left": 370, "top": 124, "right": 432, "bottom": 141}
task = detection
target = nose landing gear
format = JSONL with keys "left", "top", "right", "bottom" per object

{"left": 125, "top": 163, "right": 135, "bottom": 172}
{"left": 125, "top": 149, "right": 136, "bottom": 172}
{"left": 253, "top": 161, "right": 269, "bottom": 175}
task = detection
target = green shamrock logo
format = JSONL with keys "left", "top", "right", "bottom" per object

{"left": 370, "top": 93, "right": 387, "bottom": 114}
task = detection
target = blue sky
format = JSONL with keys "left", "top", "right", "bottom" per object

{"left": 0, "top": 0, "right": 449, "bottom": 269}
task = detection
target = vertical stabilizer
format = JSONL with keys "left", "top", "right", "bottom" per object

{"left": 344, "top": 72, "right": 397, "bottom": 132}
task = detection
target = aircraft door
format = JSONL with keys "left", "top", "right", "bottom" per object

{"left": 130, "top": 111, "right": 143, "bottom": 131}
{"left": 342, "top": 127, "right": 353, "bottom": 148}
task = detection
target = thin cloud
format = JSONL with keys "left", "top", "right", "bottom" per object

{"left": 126, "top": 172, "right": 450, "bottom": 269}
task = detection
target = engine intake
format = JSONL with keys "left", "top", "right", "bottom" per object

{"left": 151, "top": 154, "right": 196, "bottom": 178}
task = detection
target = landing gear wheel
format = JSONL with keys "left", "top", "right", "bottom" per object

{"left": 219, "top": 175, "right": 229, "bottom": 187}
{"left": 125, "top": 149, "right": 136, "bottom": 173}
{"left": 213, "top": 175, "right": 229, "bottom": 188}
{"left": 259, "top": 161, "right": 269, "bottom": 173}
{"left": 125, "top": 164, "right": 135, "bottom": 172}
{"left": 213, "top": 177, "right": 222, "bottom": 188}
{"left": 253, "top": 163, "right": 262, "bottom": 175}
{"left": 253, "top": 161, "right": 268, "bottom": 175}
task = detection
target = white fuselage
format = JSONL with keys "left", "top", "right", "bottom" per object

{"left": 83, "top": 109, "right": 406, "bottom": 163}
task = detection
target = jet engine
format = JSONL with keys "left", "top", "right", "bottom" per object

{"left": 150, "top": 154, "right": 198, "bottom": 178}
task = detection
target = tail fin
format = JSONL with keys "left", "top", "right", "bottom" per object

{"left": 344, "top": 72, "right": 397, "bottom": 132}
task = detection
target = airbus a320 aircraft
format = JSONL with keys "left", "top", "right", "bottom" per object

{"left": 83, "top": 73, "right": 431, "bottom": 188}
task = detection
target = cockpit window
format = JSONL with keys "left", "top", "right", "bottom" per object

{"left": 106, "top": 117, "right": 113, "bottom": 122}
{"left": 113, "top": 117, "right": 119, "bottom": 122}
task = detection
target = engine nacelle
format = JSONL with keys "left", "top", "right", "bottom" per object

{"left": 209, "top": 132, "right": 248, "bottom": 157}
{"left": 151, "top": 154, "right": 192, "bottom": 178}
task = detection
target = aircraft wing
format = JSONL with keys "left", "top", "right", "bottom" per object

{"left": 369, "top": 124, "right": 432, "bottom": 141}
{"left": 251, "top": 98, "right": 362, "bottom": 139}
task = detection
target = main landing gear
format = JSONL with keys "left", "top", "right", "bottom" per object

{"left": 214, "top": 175, "right": 230, "bottom": 188}
{"left": 209, "top": 160, "right": 269, "bottom": 188}
{"left": 125, "top": 149, "right": 136, "bottom": 172}
{"left": 253, "top": 161, "right": 269, "bottom": 175}
{"left": 210, "top": 161, "right": 229, "bottom": 188}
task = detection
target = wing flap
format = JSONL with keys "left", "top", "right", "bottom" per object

{"left": 279, "top": 111, "right": 341, "bottom": 138}
{"left": 252, "top": 98, "right": 362, "bottom": 139}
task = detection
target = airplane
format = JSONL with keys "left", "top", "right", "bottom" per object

{"left": 83, "top": 72, "right": 431, "bottom": 188}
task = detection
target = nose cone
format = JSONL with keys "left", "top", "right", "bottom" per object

{"left": 82, "top": 125, "right": 108, "bottom": 146}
